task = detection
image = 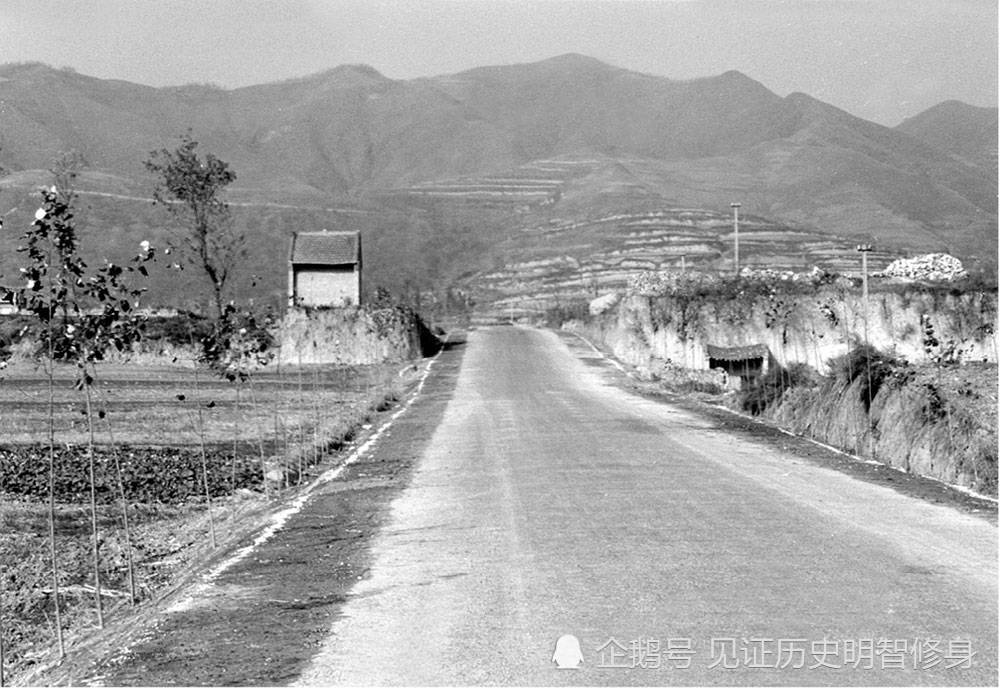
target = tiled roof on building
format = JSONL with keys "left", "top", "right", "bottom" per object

{"left": 290, "top": 231, "right": 360, "bottom": 266}
{"left": 706, "top": 343, "right": 769, "bottom": 361}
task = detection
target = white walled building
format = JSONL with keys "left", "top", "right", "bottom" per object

{"left": 288, "top": 230, "right": 362, "bottom": 308}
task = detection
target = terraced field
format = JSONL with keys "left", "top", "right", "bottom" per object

{"left": 465, "top": 207, "right": 898, "bottom": 320}
{"left": 379, "top": 159, "right": 598, "bottom": 209}
{"left": 380, "top": 156, "right": 904, "bottom": 321}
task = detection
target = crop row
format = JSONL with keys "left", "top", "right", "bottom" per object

{"left": 0, "top": 445, "right": 265, "bottom": 504}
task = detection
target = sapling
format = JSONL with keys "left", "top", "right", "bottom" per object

{"left": 231, "top": 379, "right": 240, "bottom": 490}
{"left": 99, "top": 409, "right": 136, "bottom": 606}
{"left": 272, "top": 395, "right": 285, "bottom": 487}
{"left": 176, "top": 376, "right": 217, "bottom": 549}
{"left": 16, "top": 188, "right": 74, "bottom": 653}
{"left": 921, "top": 314, "right": 959, "bottom": 459}
{"left": 297, "top": 349, "right": 305, "bottom": 485}
{"left": 245, "top": 376, "right": 269, "bottom": 497}
{"left": 274, "top": 340, "right": 289, "bottom": 488}
{"left": 17, "top": 187, "right": 155, "bottom": 629}
{"left": 311, "top": 342, "right": 321, "bottom": 468}
{"left": 200, "top": 396, "right": 219, "bottom": 549}
{"left": 71, "top": 249, "right": 154, "bottom": 628}
{"left": 200, "top": 304, "right": 275, "bottom": 496}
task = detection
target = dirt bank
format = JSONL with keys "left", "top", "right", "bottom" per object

{"left": 558, "top": 330, "right": 998, "bottom": 518}
{"left": 279, "top": 305, "right": 440, "bottom": 365}
{"left": 567, "top": 281, "right": 999, "bottom": 495}
{"left": 584, "top": 284, "right": 997, "bottom": 373}
{"left": 764, "top": 360, "right": 997, "bottom": 496}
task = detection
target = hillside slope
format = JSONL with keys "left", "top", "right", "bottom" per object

{"left": 896, "top": 100, "right": 998, "bottom": 170}
{"left": 0, "top": 57, "right": 995, "bottom": 311}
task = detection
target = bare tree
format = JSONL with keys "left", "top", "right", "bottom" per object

{"left": 145, "top": 133, "right": 244, "bottom": 316}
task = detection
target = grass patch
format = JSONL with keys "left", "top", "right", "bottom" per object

{"left": 828, "top": 344, "right": 906, "bottom": 411}
{"left": 544, "top": 301, "right": 592, "bottom": 328}
{"left": 739, "top": 363, "right": 818, "bottom": 416}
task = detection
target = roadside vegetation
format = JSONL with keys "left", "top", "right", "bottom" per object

{"left": 751, "top": 347, "right": 998, "bottom": 495}
{"left": 0, "top": 357, "right": 407, "bottom": 676}
{"left": 144, "top": 134, "right": 243, "bottom": 317}
{"left": 0, "top": 144, "right": 420, "bottom": 683}
{"left": 549, "top": 266, "right": 997, "bottom": 495}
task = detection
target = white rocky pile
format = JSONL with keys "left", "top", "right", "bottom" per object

{"left": 876, "top": 254, "right": 968, "bottom": 282}
{"left": 738, "top": 266, "right": 833, "bottom": 284}
{"left": 588, "top": 292, "right": 621, "bottom": 316}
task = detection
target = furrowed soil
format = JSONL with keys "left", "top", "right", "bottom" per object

{"left": 0, "top": 357, "right": 419, "bottom": 684}
{"left": 10, "top": 338, "right": 464, "bottom": 686}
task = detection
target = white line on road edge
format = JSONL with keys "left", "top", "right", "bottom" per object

{"left": 562, "top": 328, "right": 630, "bottom": 375}
{"left": 165, "top": 348, "right": 445, "bottom": 613}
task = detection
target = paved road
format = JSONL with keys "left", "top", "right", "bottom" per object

{"left": 296, "top": 326, "right": 997, "bottom": 685}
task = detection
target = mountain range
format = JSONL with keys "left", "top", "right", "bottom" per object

{"left": 0, "top": 55, "right": 995, "bottom": 311}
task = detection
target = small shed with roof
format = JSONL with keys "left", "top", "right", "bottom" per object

{"left": 706, "top": 343, "right": 770, "bottom": 387}
{"left": 288, "top": 230, "right": 362, "bottom": 308}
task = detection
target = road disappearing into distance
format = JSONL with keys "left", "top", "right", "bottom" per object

{"left": 297, "top": 326, "right": 997, "bottom": 685}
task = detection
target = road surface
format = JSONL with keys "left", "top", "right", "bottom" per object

{"left": 294, "top": 326, "right": 997, "bottom": 685}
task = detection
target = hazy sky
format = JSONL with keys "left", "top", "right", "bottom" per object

{"left": 1, "top": 0, "right": 995, "bottom": 125}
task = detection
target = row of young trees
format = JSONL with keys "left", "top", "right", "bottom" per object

{"left": 0, "top": 137, "right": 273, "bottom": 678}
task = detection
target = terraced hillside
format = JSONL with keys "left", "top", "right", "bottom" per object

{"left": 462, "top": 205, "right": 898, "bottom": 322}
{"left": 1, "top": 58, "right": 993, "bottom": 316}
{"left": 378, "top": 157, "right": 899, "bottom": 321}
{"left": 378, "top": 159, "right": 599, "bottom": 210}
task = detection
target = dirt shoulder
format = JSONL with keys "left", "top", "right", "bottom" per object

{"left": 557, "top": 330, "right": 998, "bottom": 526}
{"left": 15, "top": 339, "right": 466, "bottom": 686}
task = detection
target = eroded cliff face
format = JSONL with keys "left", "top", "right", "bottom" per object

{"left": 765, "top": 366, "right": 997, "bottom": 495}
{"left": 573, "top": 286, "right": 998, "bottom": 494}
{"left": 280, "top": 306, "right": 435, "bottom": 365}
{"left": 584, "top": 287, "right": 997, "bottom": 373}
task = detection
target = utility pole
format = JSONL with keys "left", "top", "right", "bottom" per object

{"left": 856, "top": 243, "right": 872, "bottom": 303}
{"left": 730, "top": 202, "right": 741, "bottom": 277}
{"left": 857, "top": 243, "right": 875, "bottom": 459}
{"left": 857, "top": 242, "right": 873, "bottom": 352}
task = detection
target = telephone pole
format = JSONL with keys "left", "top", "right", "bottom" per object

{"left": 856, "top": 243, "right": 873, "bottom": 303}
{"left": 730, "top": 202, "right": 741, "bottom": 277}
{"left": 857, "top": 243, "right": 875, "bottom": 459}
